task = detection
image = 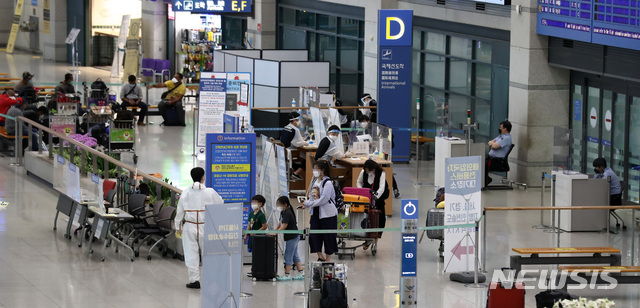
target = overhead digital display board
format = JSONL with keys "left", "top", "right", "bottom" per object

{"left": 538, "top": 0, "right": 640, "bottom": 50}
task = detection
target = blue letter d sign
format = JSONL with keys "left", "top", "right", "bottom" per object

{"left": 386, "top": 17, "right": 405, "bottom": 40}
{"left": 378, "top": 10, "right": 413, "bottom": 46}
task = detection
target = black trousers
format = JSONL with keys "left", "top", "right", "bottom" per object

{"left": 610, "top": 193, "right": 622, "bottom": 206}
{"left": 121, "top": 101, "right": 148, "bottom": 122}
{"left": 158, "top": 100, "right": 185, "bottom": 126}
{"left": 309, "top": 214, "right": 338, "bottom": 255}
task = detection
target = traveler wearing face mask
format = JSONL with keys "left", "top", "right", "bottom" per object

{"left": 175, "top": 167, "right": 224, "bottom": 289}
{"left": 274, "top": 196, "right": 304, "bottom": 281}
{"left": 244, "top": 195, "right": 268, "bottom": 254}
{"left": 485, "top": 120, "right": 512, "bottom": 187}
{"left": 281, "top": 112, "right": 309, "bottom": 180}
{"left": 154, "top": 73, "right": 187, "bottom": 126}
{"left": 301, "top": 160, "right": 339, "bottom": 261}
{"left": 357, "top": 93, "right": 378, "bottom": 123}
{"left": 315, "top": 125, "right": 346, "bottom": 163}
{"left": 593, "top": 158, "right": 622, "bottom": 205}
{"left": 357, "top": 159, "right": 389, "bottom": 247}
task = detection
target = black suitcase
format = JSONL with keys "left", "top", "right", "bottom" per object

{"left": 320, "top": 279, "right": 348, "bottom": 308}
{"left": 251, "top": 234, "right": 277, "bottom": 281}
{"left": 426, "top": 208, "right": 444, "bottom": 240}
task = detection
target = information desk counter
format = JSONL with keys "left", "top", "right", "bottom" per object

{"left": 555, "top": 171, "right": 609, "bottom": 232}
{"left": 337, "top": 156, "right": 393, "bottom": 216}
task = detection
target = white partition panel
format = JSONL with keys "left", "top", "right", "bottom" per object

{"left": 236, "top": 57, "right": 255, "bottom": 84}
{"left": 224, "top": 54, "right": 238, "bottom": 72}
{"left": 213, "top": 51, "right": 225, "bottom": 72}
{"left": 253, "top": 85, "right": 279, "bottom": 112}
{"left": 225, "top": 50, "right": 262, "bottom": 59}
{"left": 280, "top": 62, "right": 330, "bottom": 87}
{"left": 254, "top": 60, "right": 280, "bottom": 87}
{"left": 261, "top": 50, "right": 308, "bottom": 61}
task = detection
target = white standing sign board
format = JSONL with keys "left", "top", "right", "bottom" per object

{"left": 444, "top": 156, "right": 482, "bottom": 273}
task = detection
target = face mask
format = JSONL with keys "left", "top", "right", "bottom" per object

{"left": 313, "top": 170, "right": 321, "bottom": 178}
{"left": 368, "top": 172, "right": 375, "bottom": 177}
{"left": 251, "top": 203, "right": 259, "bottom": 211}
{"left": 277, "top": 206, "right": 285, "bottom": 211}
{"left": 297, "top": 121, "right": 304, "bottom": 128}
{"left": 360, "top": 122, "right": 368, "bottom": 128}
{"left": 172, "top": 77, "right": 179, "bottom": 83}
{"left": 498, "top": 129, "right": 502, "bottom": 135}
{"left": 594, "top": 168, "right": 600, "bottom": 174}
{"left": 328, "top": 135, "right": 338, "bottom": 142}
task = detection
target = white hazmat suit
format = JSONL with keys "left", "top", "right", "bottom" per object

{"left": 175, "top": 181, "right": 224, "bottom": 283}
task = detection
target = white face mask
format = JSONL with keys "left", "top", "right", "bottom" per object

{"left": 251, "top": 203, "right": 259, "bottom": 211}
{"left": 171, "top": 77, "right": 179, "bottom": 83}
{"left": 328, "top": 135, "right": 338, "bottom": 142}
{"left": 368, "top": 171, "right": 375, "bottom": 177}
{"left": 360, "top": 122, "right": 368, "bottom": 128}
{"left": 313, "top": 170, "right": 321, "bottom": 178}
{"left": 277, "top": 206, "right": 285, "bottom": 211}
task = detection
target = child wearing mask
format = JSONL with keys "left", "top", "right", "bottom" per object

{"left": 245, "top": 195, "right": 268, "bottom": 252}
{"left": 274, "top": 196, "right": 304, "bottom": 281}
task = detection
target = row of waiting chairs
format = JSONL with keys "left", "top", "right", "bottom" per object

{"left": 142, "top": 58, "right": 171, "bottom": 84}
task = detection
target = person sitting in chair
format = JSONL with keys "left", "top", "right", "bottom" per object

{"left": 593, "top": 157, "right": 622, "bottom": 205}
{"left": 153, "top": 73, "right": 186, "bottom": 126}
{"left": 485, "top": 120, "right": 512, "bottom": 187}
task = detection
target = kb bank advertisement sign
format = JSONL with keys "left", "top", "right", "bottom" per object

{"left": 377, "top": 10, "right": 412, "bottom": 163}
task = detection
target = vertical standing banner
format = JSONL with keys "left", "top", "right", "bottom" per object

{"left": 205, "top": 133, "right": 256, "bottom": 234}
{"left": 201, "top": 203, "right": 242, "bottom": 308}
{"left": 275, "top": 145, "right": 289, "bottom": 197}
{"left": 122, "top": 18, "right": 141, "bottom": 82}
{"left": 444, "top": 156, "right": 482, "bottom": 273}
{"left": 43, "top": 0, "right": 50, "bottom": 34}
{"left": 225, "top": 73, "right": 252, "bottom": 125}
{"left": 110, "top": 15, "right": 131, "bottom": 78}
{"left": 400, "top": 199, "right": 419, "bottom": 307}
{"left": 198, "top": 74, "right": 228, "bottom": 153}
{"left": 6, "top": 0, "right": 25, "bottom": 53}
{"left": 377, "top": 10, "right": 413, "bottom": 162}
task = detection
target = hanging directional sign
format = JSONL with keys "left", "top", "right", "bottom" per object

{"left": 173, "top": 0, "right": 251, "bottom": 13}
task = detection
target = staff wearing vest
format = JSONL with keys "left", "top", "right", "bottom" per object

{"left": 357, "top": 159, "right": 389, "bottom": 247}
{"left": 301, "top": 160, "right": 339, "bottom": 262}
{"left": 315, "top": 125, "right": 346, "bottom": 163}
{"left": 280, "top": 112, "right": 308, "bottom": 180}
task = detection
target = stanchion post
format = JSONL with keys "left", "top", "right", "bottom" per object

{"left": 400, "top": 200, "right": 419, "bottom": 307}
{"left": 633, "top": 209, "right": 636, "bottom": 266}
{"left": 465, "top": 219, "right": 487, "bottom": 288}
{"left": 415, "top": 99, "right": 421, "bottom": 186}
{"left": 482, "top": 209, "right": 487, "bottom": 272}
{"left": 533, "top": 172, "right": 549, "bottom": 229}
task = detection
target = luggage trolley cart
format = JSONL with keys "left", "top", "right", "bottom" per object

{"left": 108, "top": 119, "right": 138, "bottom": 164}
{"left": 336, "top": 189, "right": 376, "bottom": 260}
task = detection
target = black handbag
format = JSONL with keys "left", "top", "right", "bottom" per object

{"left": 161, "top": 82, "right": 181, "bottom": 99}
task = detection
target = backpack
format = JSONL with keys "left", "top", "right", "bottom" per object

{"left": 91, "top": 78, "right": 108, "bottom": 91}
{"left": 320, "top": 279, "right": 348, "bottom": 308}
{"left": 322, "top": 178, "right": 344, "bottom": 211}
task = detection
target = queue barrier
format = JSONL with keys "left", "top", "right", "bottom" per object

{"left": 481, "top": 205, "right": 640, "bottom": 272}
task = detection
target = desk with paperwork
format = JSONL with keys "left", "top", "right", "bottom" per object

{"left": 87, "top": 206, "right": 135, "bottom": 262}
{"left": 336, "top": 156, "right": 393, "bottom": 215}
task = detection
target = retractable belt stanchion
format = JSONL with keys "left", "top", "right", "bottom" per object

{"left": 294, "top": 207, "right": 309, "bottom": 297}
{"left": 533, "top": 172, "right": 550, "bottom": 229}
{"left": 544, "top": 174, "right": 562, "bottom": 234}
{"left": 415, "top": 99, "right": 423, "bottom": 186}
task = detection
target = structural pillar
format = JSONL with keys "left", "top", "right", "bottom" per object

{"left": 247, "top": 0, "right": 276, "bottom": 49}
{"left": 42, "top": 0, "right": 67, "bottom": 62}
{"left": 141, "top": 1, "right": 166, "bottom": 60}
{"left": 508, "top": 0, "right": 570, "bottom": 185}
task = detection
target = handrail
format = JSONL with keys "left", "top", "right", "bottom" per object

{"left": 251, "top": 106, "right": 377, "bottom": 111}
{"left": 484, "top": 206, "right": 640, "bottom": 211}
{"left": 16, "top": 116, "right": 181, "bottom": 194}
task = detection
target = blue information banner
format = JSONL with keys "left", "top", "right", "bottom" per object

{"left": 206, "top": 133, "right": 256, "bottom": 231}
{"left": 173, "top": 0, "right": 251, "bottom": 13}
{"left": 378, "top": 10, "right": 413, "bottom": 162}
{"left": 401, "top": 199, "right": 419, "bottom": 277}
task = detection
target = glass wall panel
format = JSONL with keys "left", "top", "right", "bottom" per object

{"left": 449, "top": 94, "right": 471, "bottom": 138}
{"left": 601, "top": 90, "right": 613, "bottom": 169}
{"left": 475, "top": 63, "right": 492, "bottom": 100}
{"left": 296, "top": 10, "right": 316, "bottom": 28}
{"left": 423, "top": 90, "right": 445, "bottom": 138}
{"left": 425, "top": 32, "right": 446, "bottom": 54}
{"left": 449, "top": 37, "right": 472, "bottom": 59}
{"left": 571, "top": 84, "right": 584, "bottom": 172}
{"left": 586, "top": 86, "right": 601, "bottom": 166}
{"left": 281, "top": 28, "right": 306, "bottom": 49}
{"left": 318, "top": 15, "right": 337, "bottom": 32}
{"left": 412, "top": 51, "right": 422, "bottom": 85}
{"left": 629, "top": 97, "right": 640, "bottom": 203}
{"left": 424, "top": 53, "right": 445, "bottom": 89}
{"left": 340, "top": 18, "right": 359, "bottom": 37}
{"left": 318, "top": 34, "right": 337, "bottom": 69}
{"left": 280, "top": 7, "right": 295, "bottom": 25}
{"left": 475, "top": 40, "right": 492, "bottom": 63}
{"left": 612, "top": 93, "right": 626, "bottom": 185}
{"left": 475, "top": 99, "right": 491, "bottom": 144}
{"left": 339, "top": 38, "right": 359, "bottom": 71}
{"left": 449, "top": 59, "right": 471, "bottom": 95}
{"left": 338, "top": 71, "right": 359, "bottom": 105}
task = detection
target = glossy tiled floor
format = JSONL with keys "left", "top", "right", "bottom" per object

{"left": 1, "top": 53, "right": 640, "bottom": 307}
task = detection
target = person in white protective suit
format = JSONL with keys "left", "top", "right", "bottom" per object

{"left": 175, "top": 167, "right": 224, "bottom": 289}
